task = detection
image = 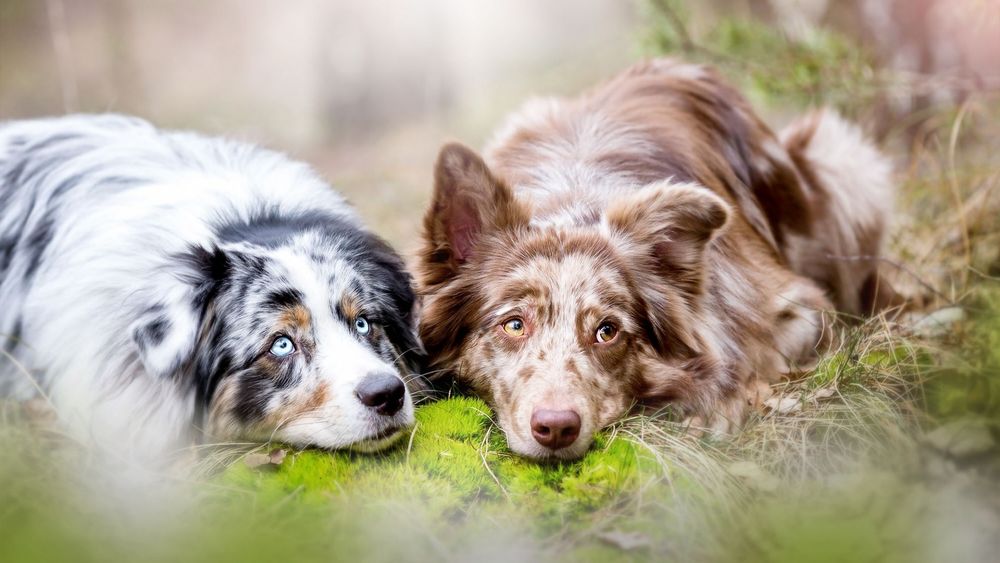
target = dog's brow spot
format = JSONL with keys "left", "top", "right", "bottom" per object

{"left": 338, "top": 294, "right": 360, "bottom": 322}
{"left": 279, "top": 305, "right": 311, "bottom": 329}
{"left": 538, "top": 350, "right": 546, "bottom": 361}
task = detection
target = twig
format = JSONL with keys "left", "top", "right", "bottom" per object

{"left": 479, "top": 425, "right": 510, "bottom": 502}
{"left": 968, "top": 267, "right": 1000, "bottom": 283}
{"left": 0, "top": 347, "right": 56, "bottom": 410}
{"left": 946, "top": 100, "right": 974, "bottom": 284}
{"left": 45, "top": 0, "right": 78, "bottom": 113}
{"left": 405, "top": 421, "right": 418, "bottom": 465}
{"left": 824, "top": 254, "right": 956, "bottom": 306}
{"left": 649, "top": 0, "right": 696, "bottom": 53}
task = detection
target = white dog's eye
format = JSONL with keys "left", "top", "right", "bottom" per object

{"left": 355, "top": 316, "right": 371, "bottom": 335}
{"left": 269, "top": 336, "right": 296, "bottom": 357}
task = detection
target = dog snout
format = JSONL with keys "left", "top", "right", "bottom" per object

{"left": 530, "top": 408, "right": 581, "bottom": 450}
{"left": 354, "top": 372, "right": 406, "bottom": 416}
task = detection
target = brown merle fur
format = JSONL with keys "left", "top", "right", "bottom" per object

{"left": 418, "top": 58, "right": 894, "bottom": 460}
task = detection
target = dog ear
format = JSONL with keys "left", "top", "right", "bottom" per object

{"left": 605, "top": 181, "right": 730, "bottom": 356}
{"left": 421, "top": 143, "right": 527, "bottom": 283}
{"left": 358, "top": 232, "right": 427, "bottom": 381}
{"left": 131, "top": 246, "right": 229, "bottom": 378}
{"left": 606, "top": 180, "right": 730, "bottom": 295}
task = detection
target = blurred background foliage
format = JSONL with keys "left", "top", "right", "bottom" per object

{"left": 1, "top": 0, "right": 997, "bottom": 246}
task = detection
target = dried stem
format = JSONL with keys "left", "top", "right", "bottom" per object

{"left": 45, "top": 0, "right": 78, "bottom": 113}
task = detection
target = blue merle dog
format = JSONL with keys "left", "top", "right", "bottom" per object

{"left": 0, "top": 114, "right": 423, "bottom": 456}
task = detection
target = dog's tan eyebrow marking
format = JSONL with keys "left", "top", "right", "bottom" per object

{"left": 576, "top": 306, "right": 604, "bottom": 326}
{"left": 337, "top": 294, "right": 362, "bottom": 321}
{"left": 495, "top": 282, "right": 562, "bottom": 326}
{"left": 278, "top": 305, "right": 311, "bottom": 330}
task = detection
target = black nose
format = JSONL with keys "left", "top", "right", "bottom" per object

{"left": 354, "top": 372, "right": 406, "bottom": 416}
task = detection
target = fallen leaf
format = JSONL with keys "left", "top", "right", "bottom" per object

{"left": 597, "top": 530, "right": 651, "bottom": 551}
{"left": 910, "top": 306, "right": 965, "bottom": 338}
{"left": 727, "top": 460, "right": 780, "bottom": 493}
{"left": 807, "top": 387, "right": 837, "bottom": 402}
{"left": 268, "top": 449, "right": 287, "bottom": 465}
{"left": 764, "top": 394, "right": 802, "bottom": 414}
{"left": 245, "top": 449, "right": 287, "bottom": 469}
{"left": 21, "top": 398, "right": 58, "bottom": 426}
{"left": 925, "top": 420, "right": 995, "bottom": 458}
{"left": 244, "top": 453, "right": 271, "bottom": 469}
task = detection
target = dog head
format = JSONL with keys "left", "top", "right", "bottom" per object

{"left": 130, "top": 212, "right": 422, "bottom": 451}
{"left": 419, "top": 143, "right": 731, "bottom": 460}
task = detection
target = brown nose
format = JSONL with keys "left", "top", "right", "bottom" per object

{"left": 530, "top": 409, "right": 581, "bottom": 450}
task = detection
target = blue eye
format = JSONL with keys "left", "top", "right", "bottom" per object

{"left": 269, "top": 336, "right": 295, "bottom": 357}
{"left": 355, "top": 316, "right": 370, "bottom": 335}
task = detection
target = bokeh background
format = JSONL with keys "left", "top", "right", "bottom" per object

{"left": 3, "top": 0, "right": 997, "bottom": 253}
{"left": 2, "top": 0, "right": 639, "bottom": 252}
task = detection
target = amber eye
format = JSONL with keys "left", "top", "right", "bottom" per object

{"left": 595, "top": 323, "right": 618, "bottom": 343}
{"left": 502, "top": 318, "right": 526, "bottom": 337}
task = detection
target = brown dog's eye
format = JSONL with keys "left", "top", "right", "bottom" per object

{"left": 595, "top": 323, "right": 618, "bottom": 343}
{"left": 502, "top": 318, "right": 525, "bottom": 337}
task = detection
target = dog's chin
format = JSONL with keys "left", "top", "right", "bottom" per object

{"left": 348, "top": 426, "right": 409, "bottom": 453}
{"left": 506, "top": 431, "right": 594, "bottom": 462}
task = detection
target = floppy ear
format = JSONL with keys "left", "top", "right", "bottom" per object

{"left": 360, "top": 232, "right": 427, "bottom": 380}
{"left": 606, "top": 180, "right": 730, "bottom": 296}
{"left": 605, "top": 181, "right": 730, "bottom": 355}
{"left": 421, "top": 142, "right": 527, "bottom": 284}
{"left": 131, "top": 246, "right": 229, "bottom": 379}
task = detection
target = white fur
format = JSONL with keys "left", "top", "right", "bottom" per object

{"left": 0, "top": 115, "right": 414, "bottom": 459}
{"left": 780, "top": 110, "right": 895, "bottom": 313}
{"left": 782, "top": 110, "right": 894, "bottom": 243}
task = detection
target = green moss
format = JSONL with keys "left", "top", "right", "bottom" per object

{"left": 216, "top": 396, "right": 656, "bottom": 542}
{"left": 805, "top": 339, "right": 932, "bottom": 395}
{"left": 716, "top": 474, "right": 927, "bottom": 563}
{"left": 926, "top": 288, "right": 1000, "bottom": 422}
{"left": 415, "top": 395, "right": 491, "bottom": 438}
